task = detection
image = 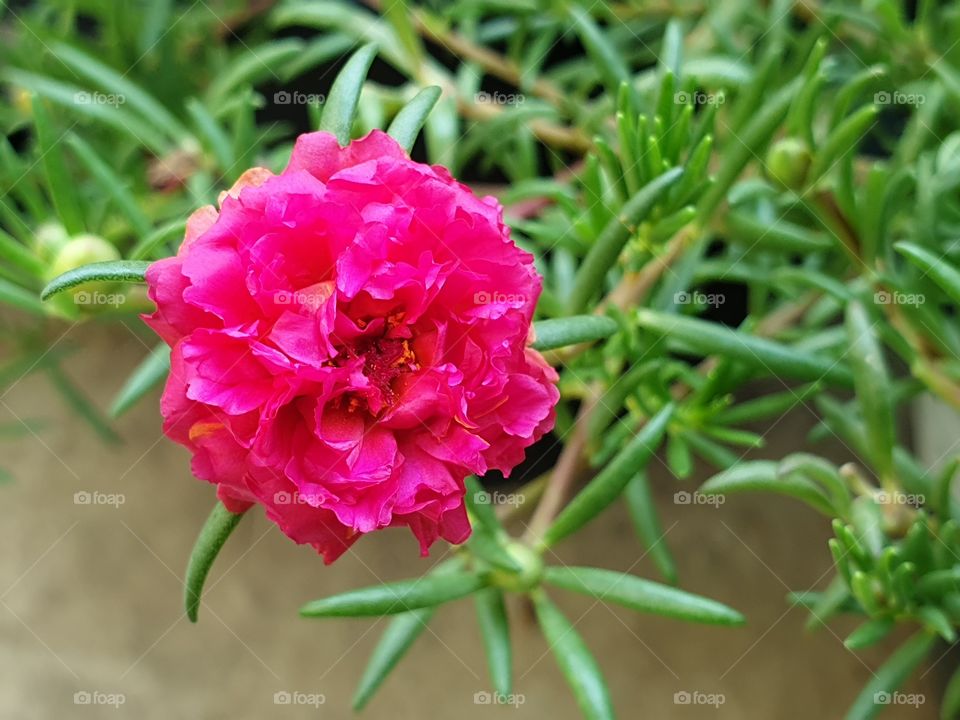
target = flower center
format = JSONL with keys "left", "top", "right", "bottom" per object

{"left": 337, "top": 312, "right": 419, "bottom": 414}
{"left": 359, "top": 336, "right": 418, "bottom": 405}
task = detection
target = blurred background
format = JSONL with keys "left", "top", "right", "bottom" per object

{"left": 3, "top": 0, "right": 960, "bottom": 717}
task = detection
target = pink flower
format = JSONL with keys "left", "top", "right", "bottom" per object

{"left": 144, "top": 130, "right": 559, "bottom": 562}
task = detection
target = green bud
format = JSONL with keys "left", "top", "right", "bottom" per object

{"left": 489, "top": 542, "right": 544, "bottom": 593}
{"left": 48, "top": 234, "right": 122, "bottom": 315}
{"left": 765, "top": 137, "right": 812, "bottom": 191}
{"left": 123, "top": 285, "right": 155, "bottom": 313}
{"left": 32, "top": 222, "right": 70, "bottom": 262}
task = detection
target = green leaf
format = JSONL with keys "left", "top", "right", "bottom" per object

{"left": 0, "top": 228, "right": 44, "bottom": 278}
{"left": 845, "top": 302, "right": 895, "bottom": 482}
{"left": 353, "top": 608, "right": 434, "bottom": 710}
{"left": 319, "top": 43, "right": 378, "bottom": 145}
{"left": 464, "top": 476, "right": 505, "bottom": 536}
{"left": 543, "top": 566, "right": 744, "bottom": 626}
{"left": 206, "top": 39, "right": 306, "bottom": 111}
{"left": 844, "top": 630, "right": 935, "bottom": 720}
{"left": 463, "top": 479, "right": 520, "bottom": 572}
{"left": 52, "top": 41, "right": 189, "bottom": 140}
{"left": 568, "top": 6, "right": 631, "bottom": 98}
{"left": 809, "top": 105, "right": 878, "bottom": 183}
{"left": 715, "top": 383, "right": 822, "bottom": 424}
{"left": 186, "top": 98, "right": 236, "bottom": 171}
{"left": 531, "top": 315, "right": 619, "bottom": 351}
{"left": 934, "top": 459, "right": 960, "bottom": 520}
{"left": 778, "top": 453, "right": 851, "bottom": 517}
{"left": 31, "top": 97, "right": 84, "bottom": 236}
{"left": 542, "top": 404, "right": 674, "bottom": 548}
{"left": 387, "top": 86, "right": 442, "bottom": 153}
{"left": 568, "top": 167, "right": 684, "bottom": 313}
{"left": 300, "top": 572, "right": 486, "bottom": 617}
{"left": 64, "top": 133, "right": 152, "bottom": 238}
{"left": 918, "top": 606, "right": 956, "bottom": 643}
{"left": 185, "top": 502, "right": 246, "bottom": 622}
{"left": 7, "top": 70, "right": 170, "bottom": 154}
{"left": 531, "top": 590, "right": 615, "bottom": 720}
{"left": 698, "top": 78, "right": 800, "bottom": 216}
{"left": 382, "top": 0, "right": 424, "bottom": 73}
{"left": 110, "top": 344, "right": 170, "bottom": 418}
{"left": 467, "top": 532, "right": 522, "bottom": 573}
{"left": 474, "top": 588, "right": 512, "bottom": 696}
{"left": 895, "top": 241, "right": 960, "bottom": 306}
{"left": 942, "top": 663, "right": 960, "bottom": 720}
{"left": 635, "top": 309, "right": 853, "bottom": 388}
{"left": 844, "top": 618, "right": 894, "bottom": 650}
{"left": 701, "top": 461, "right": 836, "bottom": 516}
{"left": 46, "top": 364, "right": 119, "bottom": 443}
{"left": 801, "top": 576, "right": 853, "bottom": 630}
{"left": 917, "top": 568, "right": 960, "bottom": 597}
{"left": 41, "top": 261, "right": 150, "bottom": 301}
{"left": 726, "top": 211, "right": 832, "bottom": 252}
{"left": 624, "top": 471, "right": 677, "bottom": 584}
{"left": 129, "top": 219, "right": 187, "bottom": 260}
{"left": 0, "top": 278, "right": 47, "bottom": 316}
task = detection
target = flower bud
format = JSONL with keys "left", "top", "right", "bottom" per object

{"left": 48, "top": 234, "right": 121, "bottom": 316}
{"left": 765, "top": 137, "right": 812, "bottom": 191}
{"left": 32, "top": 222, "right": 70, "bottom": 262}
{"left": 490, "top": 541, "right": 544, "bottom": 592}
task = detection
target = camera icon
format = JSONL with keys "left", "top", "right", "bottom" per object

{"left": 474, "top": 691, "right": 492, "bottom": 705}
{"left": 873, "top": 291, "right": 891, "bottom": 305}
{"left": 673, "top": 91, "right": 689, "bottom": 104}
{"left": 274, "top": 691, "right": 292, "bottom": 705}
{"left": 874, "top": 691, "right": 891, "bottom": 705}
{"left": 674, "top": 291, "right": 691, "bottom": 305}
{"left": 873, "top": 91, "right": 891, "bottom": 105}
{"left": 473, "top": 491, "right": 490, "bottom": 505}
{"left": 74, "top": 691, "right": 92, "bottom": 705}
{"left": 273, "top": 491, "right": 293, "bottom": 505}
{"left": 674, "top": 691, "right": 691, "bottom": 704}
{"left": 674, "top": 491, "right": 691, "bottom": 505}
{"left": 473, "top": 291, "right": 491, "bottom": 304}
{"left": 74, "top": 491, "right": 92, "bottom": 505}
{"left": 74, "top": 291, "right": 91, "bottom": 305}
{"left": 274, "top": 91, "right": 291, "bottom": 105}
{"left": 73, "top": 91, "right": 91, "bottom": 105}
